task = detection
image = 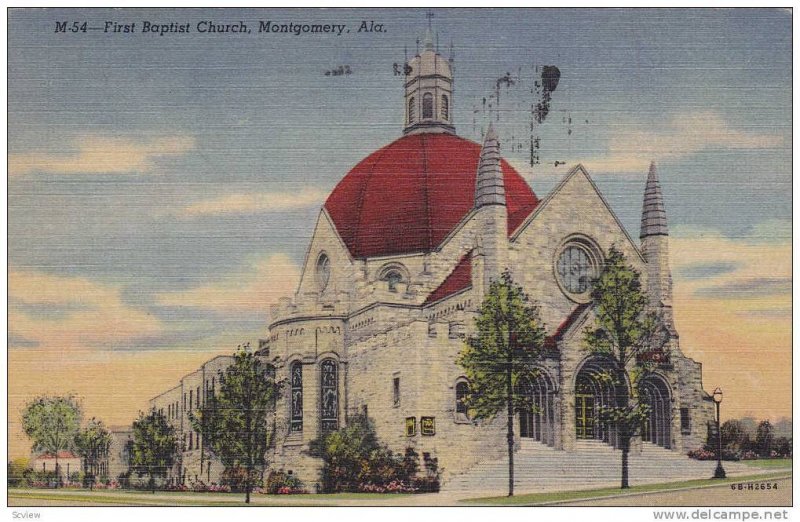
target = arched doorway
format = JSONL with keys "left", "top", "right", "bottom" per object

{"left": 574, "top": 357, "right": 628, "bottom": 447}
{"left": 640, "top": 374, "right": 672, "bottom": 449}
{"left": 518, "top": 370, "right": 556, "bottom": 446}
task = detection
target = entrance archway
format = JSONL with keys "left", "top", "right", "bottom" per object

{"left": 640, "top": 374, "right": 672, "bottom": 448}
{"left": 574, "top": 357, "right": 628, "bottom": 448}
{"left": 518, "top": 370, "right": 556, "bottom": 446}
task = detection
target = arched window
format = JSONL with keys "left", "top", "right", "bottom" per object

{"left": 455, "top": 380, "right": 470, "bottom": 419}
{"left": 422, "top": 93, "right": 434, "bottom": 119}
{"left": 383, "top": 270, "right": 403, "bottom": 292}
{"left": 441, "top": 95, "right": 449, "bottom": 121}
{"left": 408, "top": 97, "right": 415, "bottom": 123}
{"left": 378, "top": 264, "right": 408, "bottom": 293}
{"left": 316, "top": 253, "right": 331, "bottom": 293}
{"left": 290, "top": 362, "right": 303, "bottom": 432}
{"left": 320, "top": 359, "right": 339, "bottom": 433}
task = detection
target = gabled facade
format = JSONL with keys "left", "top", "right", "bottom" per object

{"left": 147, "top": 33, "right": 714, "bottom": 490}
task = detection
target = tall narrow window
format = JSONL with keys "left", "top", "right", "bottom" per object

{"left": 680, "top": 407, "right": 691, "bottom": 434}
{"left": 189, "top": 390, "right": 193, "bottom": 412}
{"left": 290, "top": 362, "right": 303, "bottom": 432}
{"left": 393, "top": 376, "right": 401, "bottom": 407}
{"left": 422, "top": 93, "right": 433, "bottom": 119}
{"left": 408, "top": 97, "right": 415, "bottom": 123}
{"left": 196, "top": 386, "right": 200, "bottom": 408}
{"left": 456, "top": 381, "right": 470, "bottom": 418}
{"left": 320, "top": 359, "right": 339, "bottom": 432}
{"left": 441, "top": 95, "right": 449, "bottom": 120}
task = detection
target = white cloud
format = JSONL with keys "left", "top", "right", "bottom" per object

{"left": 527, "top": 111, "right": 785, "bottom": 178}
{"left": 174, "top": 187, "right": 328, "bottom": 217}
{"left": 9, "top": 134, "right": 195, "bottom": 177}
{"left": 156, "top": 253, "right": 300, "bottom": 314}
{"left": 8, "top": 269, "right": 163, "bottom": 349}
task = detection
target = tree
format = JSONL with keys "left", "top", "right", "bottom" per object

{"left": 457, "top": 270, "right": 547, "bottom": 497}
{"left": 74, "top": 417, "right": 112, "bottom": 488}
{"left": 130, "top": 409, "right": 179, "bottom": 493}
{"left": 583, "top": 246, "right": 662, "bottom": 489}
{"left": 21, "top": 395, "right": 82, "bottom": 488}
{"left": 756, "top": 420, "right": 774, "bottom": 458}
{"left": 190, "top": 345, "right": 282, "bottom": 503}
{"left": 720, "top": 419, "right": 747, "bottom": 453}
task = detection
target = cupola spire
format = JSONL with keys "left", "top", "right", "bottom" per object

{"left": 402, "top": 20, "right": 455, "bottom": 135}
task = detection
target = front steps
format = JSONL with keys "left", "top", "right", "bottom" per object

{"left": 442, "top": 439, "right": 756, "bottom": 496}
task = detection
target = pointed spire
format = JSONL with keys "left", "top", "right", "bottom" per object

{"left": 474, "top": 123, "right": 506, "bottom": 208}
{"left": 423, "top": 26, "right": 435, "bottom": 51}
{"left": 640, "top": 161, "right": 669, "bottom": 239}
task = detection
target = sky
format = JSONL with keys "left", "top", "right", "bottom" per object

{"left": 7, "top": 8, "right": 792, "bottom": 458}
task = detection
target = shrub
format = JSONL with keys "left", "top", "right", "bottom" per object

{"left": 265, "top": 470, "right": 305, "bottom": 494}
{"left": 116, "top": 471, "right": 131, "bottom": 489}
{"left": 687, "top": 448, "right": 739, "bottom": 461}
{"left": 773, "top": 437, "right": 792, "bottom": 458}
{"left": 308, "top": 414, "right": 440, "bottom": 494}
{"left": 208, "top": 483, "right": 231, "bottom": 493}
{"left": 7, "top": 458, "right": 30, "bottom": 487}
{"left": 221, "top": 466, "right": 262, "bottom": 493}
{"left": 687, "top": 448, "right": 715, "bottom": 461}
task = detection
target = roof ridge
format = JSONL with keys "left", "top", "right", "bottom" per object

{"left": 423, "top": 250, "right": 473, "bottom": 306}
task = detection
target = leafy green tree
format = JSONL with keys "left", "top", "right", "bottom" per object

{"left": 130, "top": 409, "right": 179, "bottom": 493}
{"left": 74, "top": 417, "right": 112, "bottom": 488}
{"left": 190, "top": 345, "right": 281, "bottom": 503}
{"left": 583, "top": 246, "right": 663, "bottom": 489}
{"left": 457, "top": 270, "right": 547, "bottom": 497}
{"left": 21, "top": 395, "right": 82, "bottom": 488}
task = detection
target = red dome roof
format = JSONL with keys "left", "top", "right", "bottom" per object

{"left": 325, "top": 133, "right": 539, "bottom": 259}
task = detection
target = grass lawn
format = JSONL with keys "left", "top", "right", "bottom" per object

{"left": 460, "top": 471, "right": 793, "bottom": 506}
{"left": 7, "top": 487, "right": 415, "bottom": 507}
{"left": 741, "top": 458, "right": 792, "bottom": 469}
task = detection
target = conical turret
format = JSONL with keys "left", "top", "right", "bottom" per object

{"left": 640, "top": 162, "right": 669, "bottom": 239}
{"left": 474, "top": 123, "right": 506, "bottom": 208}
{"left": 473, "top": 124, "right": 508, "bottom": 293}
{"left": 640, "top": 162, "right": 675, "bottom": 332}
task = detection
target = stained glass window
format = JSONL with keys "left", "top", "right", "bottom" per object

{"left": 290, "top": 362, "right": 303, "bottom": 432}
{"left": 320, "top": 359, "right": 339, "bottom": 432}
{"left": 556, "top": 242, "right": 599, "bottom": 297}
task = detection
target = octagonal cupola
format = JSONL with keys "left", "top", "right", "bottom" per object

{"left": 403, "top": 27, "right": 455, "bottom": 135}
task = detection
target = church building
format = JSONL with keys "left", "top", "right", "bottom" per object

{"left": 150, "top": 30, "right": 715, "bottom": 490}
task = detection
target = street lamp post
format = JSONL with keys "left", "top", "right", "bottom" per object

{"left": 712, "top": 387, "right": 726, "bottom": 479}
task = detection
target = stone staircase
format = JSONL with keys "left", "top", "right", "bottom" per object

{"left": 442, "top": 439, "right": 757, "bottom": 496}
